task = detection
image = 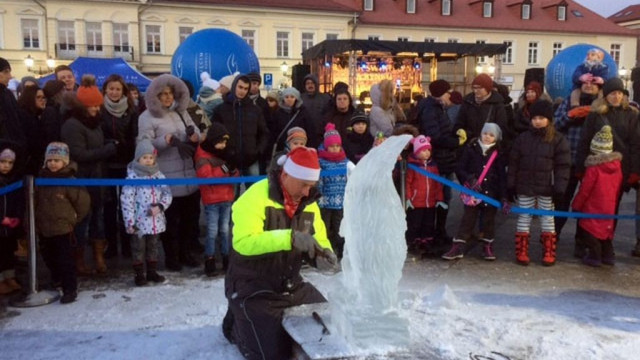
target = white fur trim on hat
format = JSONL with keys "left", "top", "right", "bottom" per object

{"left": 282, "top": 147, "right": 321, "bottom": 181}
{"left": 200, "top": 72, "right": 220, "bottom": 91}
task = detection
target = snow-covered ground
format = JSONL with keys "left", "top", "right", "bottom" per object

{"left": 2, "top": 256, "right": 639, "bottom": 360}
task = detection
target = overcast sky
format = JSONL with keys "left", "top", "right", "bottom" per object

{"left": 574, "top": 0, "right": 638, "bottom": 17}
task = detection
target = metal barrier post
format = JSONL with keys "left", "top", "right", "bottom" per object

{"left": 400, "top": 159, "right": 407, "bottom": 211}
{"left": 10, "top": 175, "right": 60, "bottom": 307}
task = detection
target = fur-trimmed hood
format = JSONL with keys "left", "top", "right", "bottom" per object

{"left": 144, "top": 74, "right": 190, "bottom": 118}
{"left": 590, "top": 97, "right": 639, "bottom": 115}
{"left": 585, "top": 151, "right": 622, "bottom": 168}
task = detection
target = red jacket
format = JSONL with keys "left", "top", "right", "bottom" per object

{"left": 194, "top": 146, "right": 237, "bottom": 205}
{"left": 572, "top": 152, "right": 623, "bottom": 240}
{"left": 405, "top": 156, "right": 444, "bottom": 208}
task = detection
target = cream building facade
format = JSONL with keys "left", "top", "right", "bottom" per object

{"left": 1, "top": 0, "right": 636, "bottom": 96}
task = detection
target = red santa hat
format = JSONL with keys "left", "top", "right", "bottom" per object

{"left": 283, "top": 147, "right": 321, "bottom": 181}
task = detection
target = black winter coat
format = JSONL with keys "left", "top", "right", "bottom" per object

{"left": 323, "top": 107, "right": 355, "bottom": 139}
{"left": 508, "top": 127, "right": 571, "bottom": 197}
{"left": 100, "top": 106, "right": 138, "bottom": 169}
{"left": 576, "top": 99, "right": 640, "bottom": 183}
{"left": 456, "top": 140, "right": 508, "bottom": 205}
{"left": 41, "top": 102, "right": 63, "bottom": 145}
{"left": 419, "top": 96, "right": 459, "bottom": 175}
{"left": 271, "top": 104, "right": 317, "bottom": 151}
{"left": 455, "top": 92, "right": 509, "bottom": 144}
{"left": 343, "top": 130, "right": 373, "bottom": 164}
{"left": 212, "top": 89, "right": 269, "bottom": 172}
{"left": 18, "top": 108, "right": 47, "bottom": 175}
{"left": 0, "top": 85, "right": 26, "bottom": 149}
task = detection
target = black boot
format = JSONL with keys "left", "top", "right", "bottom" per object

{"left": 146, "top": 261, "right": 166, "bottom": 283}
{"left": 60, "top": 290, "right": 77, "bottom": 304}
{"left": 180, "top": 251, "right": 199, "bottom": 267}
{"left": 222, "top": 255, "right": 229, "bottom": 271}
{"left": 134, "top": 264, "right": 147, "bottom": 286}
{"left": 435, "top": 205, "right": 452, "bottom": 246}
{"left": 632, "top": 238, "right": 640, "bottom": 257}
{"left": 121, "top": 235, "right": 132, "bottom": 258}
{"left": 204, "top": 257, "right": 216, "bottom": 277}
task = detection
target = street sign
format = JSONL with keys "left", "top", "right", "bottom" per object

{"left": 264, "top": 73, "right": 273, "bottom": 86}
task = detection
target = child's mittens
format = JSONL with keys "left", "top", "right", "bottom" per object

{"left": 456, "top": 129, "right": 467, "bottom": 145}
{"left": 1, "top": 217, "right": 10, "bottom": 226}
{"left": 126, "top": 227, "right": 136, "bottom": 234}
{"left": 1, "top": 217, "right": 19, "bottom": 228}
{"left": 579, "top": 73, "right": 593, "bottom": 83}
{"left": 592, "top": 76, "right": 604, "bottom": 85}
{"left": 436, "top": 201, "right": 448, "bottom": 210}
{"left": 148, "top": 204, "right": 163, "bottom": 216}
{"left": 568, "top": 106, "right": 591, "bottom": 120}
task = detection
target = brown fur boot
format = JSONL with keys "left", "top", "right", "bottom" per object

{"left": 92, "top": 239, "right": 108, "bottom": 274}
{"left": 515, "top": 232, "right": 530, "bottom": 266}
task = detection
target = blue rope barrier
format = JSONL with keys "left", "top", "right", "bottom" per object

{"left": 406, "top": 163, "right": 639, "bottom": 220}
{"left": 0, "top": 180, "right": 24, "bottom": 196}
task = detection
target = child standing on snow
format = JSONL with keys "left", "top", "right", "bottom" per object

{"left": 36, "top": 142, "right": 90, "bottom": 304}
{"left": 508, "top": 100, "right": 570, "bottom": 266}
{"left": 318, "top": 123, "right": 355, "bottom": 259}
{"left": 195, "top": 123, "right": 238, "bottom": 277}
{"left": 572, "top": 125, "right": 622, "bottom": 267}
{"left": 120, "top": 140, "right": 172, "bottom": 286}
{"left": 442, "top": 124, "right": 507, "bottom": 261}
{"left": 405, "top": 135, "right": 444, "bottom": 254}
{"left": 0, "top": 142, "right": 24, "bottom": 295}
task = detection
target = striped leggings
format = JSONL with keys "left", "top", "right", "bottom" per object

{"left": 516, "top": 195, "right": 555, "bottom": 233}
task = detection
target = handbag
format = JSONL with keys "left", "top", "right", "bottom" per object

{"left": 459, "top": 150, "right": 498, "bottom": 206}
{"left": 271, "top": 110, "right": 300, "bottom": 159}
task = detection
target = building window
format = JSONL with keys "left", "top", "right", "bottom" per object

{"left": 398, "top": 36, "right": 409, "bottom": 42}
{"left": 242, "top": 29, "right": 255, "bottom": 49}
{"left": 179, "top": 27, "right": 193, "bottom": 44}
{"left": 277, "top": 31, "right": 289, "bottom": 57}
{"left": 483, "top": 1, "right": 493, "bottom": 18}
{"left": 424, "top": 37, "right": 436, "bottom": 43}
{"left": 21, "top": 19, "right": 39, "bottom": 49}
{"left": 302, "top": 32, "right": 314, "bottom": 52}
{"left": 145, "top": 25, "right": 162, "bottom": 54}
{"left": 558, "top": 5, "right": 567, "bottom": 21}
{"left": 522, "top": 4, "right": 531, "bottom": 19}
{"left": 502, "top": 41, "right": 513, "bottom": 64}
{"left": 552, "top": 42, "right": 563, "bottom": 57}
{"left": 368, "top": 35, "right": 380, "bottom": 41}
{"left": 442, "top": 0, "right": 452, "bottom": 16}
{"left": 326, "top": 33, "right": 339, "bottom": 40}
{"left": 86, "top": 22, "right": 103, "bottom": 53}
{"left": 610, "top": 44, "right": 621, "bottom": 65}
{"left": 528, "top": 41, "right": 539, "bottom": 65}
{"left": 448, "top": 38, "right": 458, "bottom": 43}
{"left": 57, "top": 20, "right": 75, "bottom": 51}
{"left": 113, "top": 23, "right": 129, "bottom": 54}
{"left": 364, "top": 0, "right": 374, "bottom": 11}
{"left": 407, "top": 0, "right": 416, "bottom": 14}
{"left": 476, "top": 40, "right": 486, "bottom": 64}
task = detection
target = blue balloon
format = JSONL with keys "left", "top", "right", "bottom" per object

{"left": 545, "top": 43, "right": 618, "bottom": 101}
{"left": 171, "top": 29, "right": 260, "bottom": 99}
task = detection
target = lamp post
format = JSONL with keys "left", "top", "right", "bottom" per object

{"left": 280, "top": 61, "right": 289, "bottom": 88}
{"left": 619, "top": 66, "right": 630, "bottom": 89}
{"left": 24, "top": 54, "right": 55, "bottom": 75}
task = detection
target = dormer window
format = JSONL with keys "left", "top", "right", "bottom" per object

{"left": 407, "top": 0, "right": 416, "bottom": 14}
{"left": 483, "top": 1, "right": 493, "bottom": 18}
{"left": 558, "top": 5, "right": 567, "bottom": 20}
{"left": 364, "top": 0, "right": 373, "bottom": 11}
{"left": 522, "top": 3, "right": 531, "bottom": 19}
{"left": 442, "top": 0, "right": 452, "bottom": 16}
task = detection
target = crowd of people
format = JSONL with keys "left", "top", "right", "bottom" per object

{"left": 1, "top": 51, "right": 640, "bottom": 358}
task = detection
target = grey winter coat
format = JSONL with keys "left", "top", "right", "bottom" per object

{"left": 137, "top": 74, "right": 201, "bottom": 197}
{"left": 120, "top": 163, "right": 172, "bottom": 236}
{"left": 368, "top": 83, "right": 396, "bottom": 137}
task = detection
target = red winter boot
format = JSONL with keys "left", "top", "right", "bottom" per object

{"left": 515, "top": 232, "right": 530, "bottom": 265}
{"left": 541, "top": 232, "right": 557, "bottom": 266}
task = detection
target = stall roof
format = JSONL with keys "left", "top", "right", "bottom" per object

{"left": 302, "top": 39, "right": 507, "bottom": 61}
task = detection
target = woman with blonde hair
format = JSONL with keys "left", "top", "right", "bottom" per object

{"left": 369, "top": 79, "right": 406, "bottom": 137}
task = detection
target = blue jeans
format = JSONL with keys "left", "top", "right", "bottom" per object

{"left": 204, "top": 202, "right": 232, "bottom": 257}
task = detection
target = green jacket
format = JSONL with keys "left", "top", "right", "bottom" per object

{"left": 225, "top": 171, "right": 331, "bottom": 297}
{"left": 35, "top": 162, "right": 90, "bottom": 238}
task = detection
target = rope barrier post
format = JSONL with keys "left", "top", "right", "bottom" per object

{"left": 10, "top": 175, "right": 60, "bottom": 307}
{"left": 400, "top": 159, "right": 407, "bottom": 211}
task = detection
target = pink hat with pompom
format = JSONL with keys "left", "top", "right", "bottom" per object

{"left": 412, "top": 135, "right": 432, "bottom": 155}
{"left": 323, "top": 123, "right": 342, "bottom": 148}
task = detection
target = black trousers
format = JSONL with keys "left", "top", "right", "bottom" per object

{"left": 228, "top": 282, "right": 326, "bottom": 360}
{"left": 104, "top": 168, "right": 128, "bottom": 252}
{"left": 0, "top": 233, "right": 17, "bottom": 273}
{"left": 555, "top": 166, "right": 580, "bottom": 236}
{"left": 161, "top": 190, "right": 201, "bottom": 266}
{"left": 406, "top": 207, "right": 436, "bottom": 242}
{"left": 40, "top": 233, "right": 77, "bottom": 293}
{"left": 456, "top": 205, "right": 497, "bottom": 241}
{"left": 320, "top": 208, "right": 344, "bottom": 259}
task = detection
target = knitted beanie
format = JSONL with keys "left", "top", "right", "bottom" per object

{"left": 412, "top": 135, "right": 432, "bottom": 155}
{"left": 350, "top": 112, "right": 369, "bottom": 127}
{"left": 481, "top": 122, "right": 502, "bottom": 142}
{"left": 219, "top": 72, "right": 239, "bottom": 90}
{"left": 590, "top": 125, "right": 614, "bottom": 154}
{"left": 602, "top": 77, "right": 625, "bottom": 97}
{"left": 266, "top": 89, "right": 280, "bottom": 101}
{"left": 200, "top": 72, "right": 219, "bottom": 92}
{"left": 286, "top": 127, "right": 307, "bottom": 144}
{"left": 206, "top": 122, "right": 230, "bottom": 145}
{"left": 44, "top": 142, "right": 70, "bottom": 166}
{"left": 472, "top": 74, "right": 494, "bottom": 93}
{"left": 76, "top": 75, "right": 103, "bottom": 107}
{"left": 281, "top": 87, "right": 301, "bottom": 100}
{"left": 429, "top": 79, "right": 451, "bottom": 98}
{"left": 323, "top": 123, "right": 342, "bottom": 148}
{"left": 246, "top": 72, "right": 261, "bottom": 84}
{"left": 283, "top": 147, "right": 321, "bottom": 181}
{"left": 450, "top": 91, "right": 463, "bottom": 105}
{"left": 529, "top": 100, "right": 554, "bottom": 122}
{"left": 0, "top": 148, "right": 16, "bottom": 161}
{"left": 134, "top": 139, "right": 156, "bottom": 162}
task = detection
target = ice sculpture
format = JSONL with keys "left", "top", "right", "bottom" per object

{"left": 329, "top": 134, "right": 412, "bottom": 349}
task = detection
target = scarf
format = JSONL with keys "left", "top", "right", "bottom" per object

{"left": 132, "top": 161, "right": 160, "bottom": 177}
{"left": 478, "top": 140, "right": 496, "bottom": 155}
{"left": 318, "top": 148, "right": 346, "bottom": 162}
{"left": 280, "top": 175, "right": 299, "bottom": 219}
{"left": 104, "top": 96, "right": 129, "bottom": 117}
